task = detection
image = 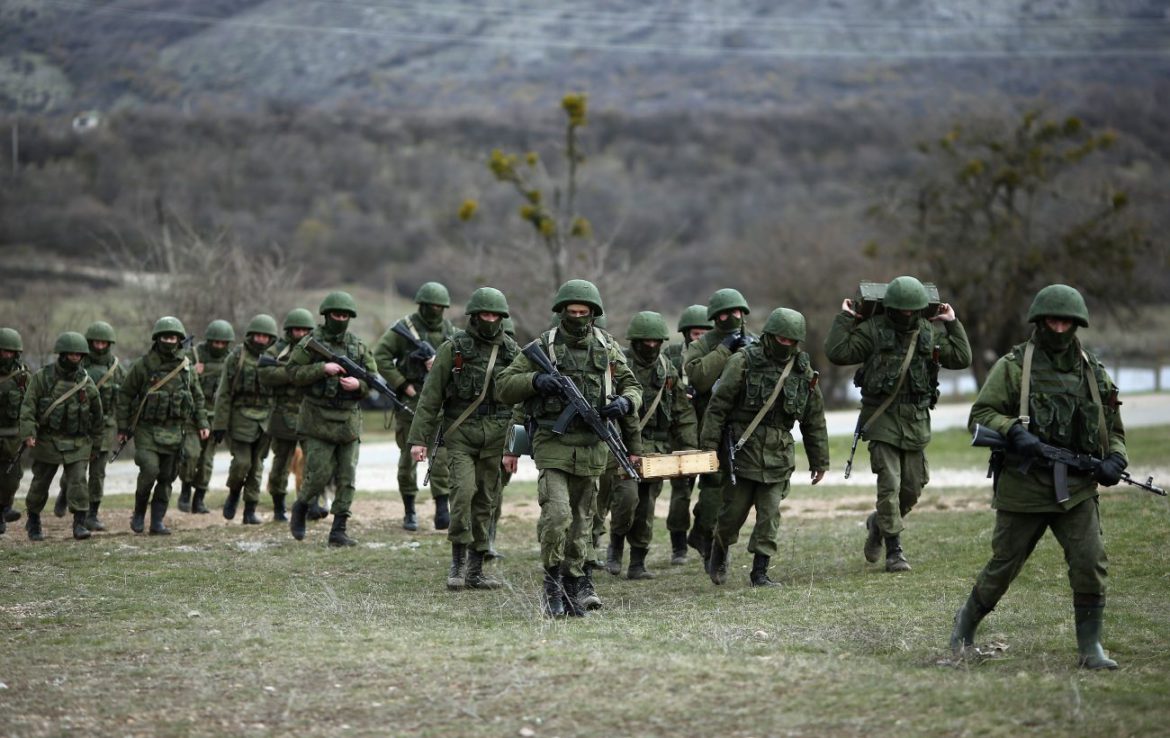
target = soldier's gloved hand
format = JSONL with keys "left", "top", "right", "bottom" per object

{"left": 601, "top": 396, "right": 633, "bottom": 419}
{"left": 1095, "top": 452, "right": 1126, "bottom": 487}
{"left": 258, "top": 354, "right": 278, "bottom": 368}
{"left": 1007, "top": 424, "right": 1043, "bottom": 458}
{"left": 532, "top": 373, "right": 561, "bottom": 396}
{"left": 212, "top": 430, "right": 226, "bottom": 444}
{"left": 720, "top": 333, "right": 748, "bottom": 352}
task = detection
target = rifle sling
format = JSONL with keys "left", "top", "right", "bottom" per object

{"left": 443, "top": 344, "right": 499, "bottom": 438}
{"left": 39, "top": 373, "right": 91, "bottom": 425}
{"left": 636, "top": 355, "right": 669, "bottom": 432}
{"left": 94, "top": 356, "right": 120, "bottom": 389}
{"left": 734, "top": 355, "right": 795, "bottom": 451}
{"left": 129, "top": 358, "right": 190, "bottom": 432}
{"left": 859, "top": 326, "right": 921, "bottom": 437}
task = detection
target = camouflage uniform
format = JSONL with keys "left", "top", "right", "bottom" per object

{"left": 259, "top": 308, "right": 315, "bottom": 521}
{"left": 75, "top": 322, "right": 126, "bottom": 531}
{"left": 0, "top": 328, "right": 30, "bottom": 533}
{"left": 180, "top": 320, "right": 234, "bottom": 514}
{"left": 664, "top": 305, "right": 711, "bottom": 564}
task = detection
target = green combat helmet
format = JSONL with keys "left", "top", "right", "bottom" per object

{"left": 152, "top": 316, "right": 187, "bottom": 340}
{"left": 678, "top": 304, "right": 713, "bottom": 333}
{"left": 1027, "top": 284, "right": 1089, "bottom": 327}
{"left": 552, "top": 279, "right": 604, "bottom": 316}
{"left": 283, "top": 308, "right": 316, "bottom": 331}
{"left": 706, "top": 288, "right": 751, "bottom": 320}
{"left": 882, "top": 276, "right": 930, "bottom": 312}
{"left": 245, "top": 314, "right": 279, "bottom": 338}
{"left": 0, "top": 327, "right": 24, "bottom": 352}
{"left": 319, "top": 291, "right": 358, "bottom": 317}
{"left": 84, "top": 321, "right": 117, "bottom": 344}
{"left": 627, "top": 311, "right": 670, "bottom": 341}
{"left": 501, "top": 317, "right": 516, "bottom": 336}
{"left": 763, "top": 308, "right": 807, "bottom": 342}
{"left": 464, "top": 287, "right": 510, "bottom": 317}
{"left": 415, "top": 281, "right": 451, "bottom": 307}
{"left": 205, "top": 319, "right": 235, "bottom": 342}
{"left": 54, "top": 331, "right": 90, "bottom": 355}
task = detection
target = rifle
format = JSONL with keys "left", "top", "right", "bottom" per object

{"left": 844, "top": 415, "right": 863, "bottom": 479}
{"left": 422, "top": 427, "right": 443, "bottom": 487}
{"left": 971, "top": 424, "right": 1165, "bottom": 498}
{"left": 722, "top": 425, "right": 738, "bottom": 486}
{"left": 5, "top": 442, "right": 25, "bottom": 474}
{"left": 521, "top": 340, "right": 640, "bottom": 481}
{"left": 304, "top": 337, "right": 413, "bottom": 416}
{"left": 391, "top": 322, "right": 437, "bottom": 376}
{"left": 110, "top": 433, "right": 130, "bottom": 462}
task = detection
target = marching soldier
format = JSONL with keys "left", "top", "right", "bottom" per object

{"left": 75, "top": 322, "right": 126, "bottom": 531}
{"left": 179, "top": 319, "right": 235, "bottom": 515}
{"left": 664, "top": 304, "right": 712, "bottom": 564}
{"left": 259, "top": 308, "right": 315, "bottom": 522}
{"left": 0, "top": 328, "right": 30, "bottom": 534}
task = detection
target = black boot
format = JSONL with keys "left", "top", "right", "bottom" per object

{"left": 177, "top": 483, "right": 192, "bottom": 513}
{"left": 433, "top": 494, "right": 450, "bottom": 530}
{"left": 308, "top": 496, "right": 329, "bottom": 520}
{"left": 290, "top": 499, "right": 308, "bottom": 541}
{"left": 950, "top": 587, "right": 993, "bottom": 656}
{"left": 885, "top": 535, "right": 911, "bottom": 572}
{"left": 864, "top": 512, "right": 882, "bottom": 563}
{"left": 560, "top": 573, "right": 586, "bottom": 617}
{"left": 402, "top": 494, "right": 418, "bottom": 531}
{"left": 72, "top": 511, "right": 92, "bottom": 540}
{"left": 242, "top": 500, "right": 261, "bottom": 525}
{"left": 53, "top": 488, "right": 68, "bottom": 518}
{"left": 708, "top": 540, "right": 729, "bottom": 585}
{"left": 222, "top": 483, "right": 242, "bottom": 520}
{"left": 271, "top": 494, "right": 288, "bottom": 522}
{"left": 606, "top": 533, "right": 625, "bottom": 576}
{"left": 627, "top": 546, "right": 655, "bottom": 580}
{"left": 2, "top": 506, "right": 20, "bottom": 523}
{"left": 85, "top": 501, "right": 106, "bottom": 532}
{"left": 542, "top": 567, "right": 565, "bottom": 618}
{"left": 447, "top": 543, "right": 467, "bottom": 591}
{"left": 148, "top": 500, "right": 171, "bottom": 536}
{"left": 328, "top": 514, "right": 357, "bottom": 547}
{"left": 575, "top": 569, "right": 602, "bottom": 611}
{"left": 192, "top": 488, "right": 210, "bottom": 514}
{"left": 749, "top": 553, "right": 780, "bottom": 587}
{"left": 130, "top": 495, "right": 148, "bottom": 534}
{"left": 25, "top": 512, "right": 43, "bottom": 541}
{"left": 465, "top": 549, "right": 502, "bottom": 589}
{"left": 1075, "top": 599, "right": 1119, "bottom": 670}
{"left": 670, "top": 530, "right": 688, "bottom": 566}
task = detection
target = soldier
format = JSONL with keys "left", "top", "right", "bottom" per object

{"left": 408, "top": 287, "right": 519, "bottom": 590}
{"left": 495, "top": 279, "right": 641, "bottom": 617}
{"left": 603, "top": 311, "right": 698, "bottom": 580}
{"left": 664, "top": 304, "right": 712, "bottom": 564}
{"left": 214, "top": 314, "right": 278, "bottom": 525}
{"left": 701, "top": 309, "right": 829, "bottom": 586}
{"left": 489, "top": 315, "right": 518, "bottom": 560}
{"left": 118, "top": 316, "right": 210, "bottom": 535}
{"left": 286, "top": 291, "right": 377, "bottom": 547}
{"left": 374, "top": 282, "right": 455, "bottom": 532}
{"left": 0, "top": 328, "right": 30, "bottom": 534}
{"left": 259, "top": 308, "right": 315, "bottom": 522}
{"left": 682, "top": 288, "right": 756, "bottom": 569}
{"left": 824, "top": 276, "right": 972, "bottom": 572}
{"left": 72, "top": 322, "right": 127, "bottom": 531}
{"left": 19, "top": 332, "right": 104, "bottom": 541}
{"left": 178, "top": 319, "right": 234, "bottom": 515}
{"left": 950, "top": 285, "right": 1126, "bottom": 670}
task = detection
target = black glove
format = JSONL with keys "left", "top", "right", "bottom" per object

{"left": 212, "top": 430, "right": 226, "bottom": 444}
{"left": 720, "top": 333, "right": 747, "bottom": 352}
{"left": 601, "top": 396, "right": 633, "bottom": 419}
{"left": 1095, "top": 452, "right": 1126, "bottom": 487}
{"left": 258, "top": 354, "right": 278, "bottom": 368}
{"left": 532, "top": 373, "right": 561, "bottom": 397}
{"left": 1007, "top": 424, "right": 1043, "bottom": 458}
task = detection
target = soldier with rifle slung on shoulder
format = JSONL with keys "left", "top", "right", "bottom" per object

{"left": 0, "top": 328, "right": 31, "bottom": 534}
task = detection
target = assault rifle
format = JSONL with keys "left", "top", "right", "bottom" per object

{"left": 391, "top": 322, "right": 437, "bottom": 377}
{"left": 522, "top": 340, "right": 640, "bottom": 481}
{"left": 722, "top": 425, "right": 738, "bottom": 486}
{"left": 844, "top": 415, "right": 863, "bottom": 479}
{"left": 422, "top": 427, "right": 443, "bottom": 487}
{"left": 5, "top": 442, "right": 25, "bottom": 474}
{"left": 971, "top": 423, "right": 1165, "bottom": 498}
{"left": 304, "top": 337, "right": 412, "bottom": 416}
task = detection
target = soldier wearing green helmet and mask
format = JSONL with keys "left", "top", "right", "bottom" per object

{"left": 825, "top": 275, "right": 971, "bottom": 573}
{"left": 374, "top": 281, "right": 456, "bottom": 532}
{"left": 19, "top": 332, "right": 105, "bottom": 541}
{"left": 950, "top": 284, "right": 1127, "bottom": 670}
{"left": 701, "top": 308, "right": 829, "bottom": 587}
{"left": 0, "top": 327, "right": 30, "bottom": 533}
{"left": 407, "top": 287, "right": 520, "bottom": 591}
{"left": 259, "top": 307, "right": 315, "bottom": 521}
{"left": 664, "top": 304, "right": 712, "bottom": 564}
{"left": 178, "top": 318, "right": 235, "bottom": 515}
{"left": 213, "top": 314, "right": 278, "bottom": 525}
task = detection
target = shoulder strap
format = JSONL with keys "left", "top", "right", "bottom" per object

{"left": 403, "top": 315, "right": 422, "bottom": 341}
{"left": 546, "top": 327, "right": 558, "bottom": 365}
{"left": 1080, "top": 348, "right": 1110, "bottom": 455}
{"left": 129, "top": 357, "right": 190, "bottom": 431}
{"left": 1018, "top": 340, "right": 1035, "bottom": 426}
{"left": 38, "top": 373, "right": 91, "bottom": 424}
{"left": 444, "top": 344, "right": 500, "bottom": 437}
{"left": 95, "top": 356, "right": 120, "bottom": 389}
{"left": 636, "top": 355, "right": 670, "bottom": 432}
{"left": 734, "top": 355, "right": 796, "bottom": 450}
{"left": 231, "top": 346, "right": 246, "bottom": 394}
{"left": 860, "top": 326, "right": 921, "bottom": 436}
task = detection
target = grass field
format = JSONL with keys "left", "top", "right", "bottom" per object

{"left": 2, "top": 427, "right": 1168, "bottom": 737}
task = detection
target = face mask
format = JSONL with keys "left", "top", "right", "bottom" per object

{"left": 471, "top": 315, "right": 503, "bottom": 339}
{"left": 207, "top": 343, "right": 230, "bottom": 360}
{"left": 561, "top": 314, "right": 592, "bottom": 338}
{"left": 156, "top": 340, "right": 179, "bottom": 359}
{"left": 1035, "top": 323, "right": 1077, "bottom": 353}
{"left": 247, "top": 337, "right": 268, "bottom": 354}
{"left": 715, "top": 314, "right": 742, "bottom": 333}
{"left": 324, "top": 316, "right": 349, "bottom": 337}
{"left": 419, "top": 304, "right": 445, "bottom": 329}
{"left": 765, "top": 337, "right": 795, "bottom": 363}
{"left": 888, "top": 310, "right": 917, "bottom": 331}
{"left": 0, "top": 355, "right": 15, "bottom": 372}
{"left": 57, "top": 355, "right": 82, "bottom": 372}
{"left": 88, "top": 343, "right": 110, "bottom": 360}
{"left": 632, "top": 341, "right": 661, "bottom": 364}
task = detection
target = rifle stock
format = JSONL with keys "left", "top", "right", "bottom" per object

{"left": 305, "top": 337, "right": 412, "bottom": 416}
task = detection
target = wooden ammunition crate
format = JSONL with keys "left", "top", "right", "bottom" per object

{"left": 854, "top": 280, "right": 941, "bottom": 319}
{"left": 635, "top": 450, "right": 719, "bottom": 480}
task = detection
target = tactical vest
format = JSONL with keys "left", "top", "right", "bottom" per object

{"left": 0, "top": 362, "right": 29, "bottom": 430}
{"left": 268, "top": 338, "right": 303, "bottom": 405}
{"left": 195, "top": 343, "right": 228, "bottom": 399}
{"left": 138, "top": 353, "right": 196, "bottom": 424}
{"left": 443, "top": 331, "right": 518, "bottom": 418}
{"left": 728, "top": 345, "right": 815, "bottom": 432}
{"left": 1011, "top": 341, "right": 1115, "bottom": 457}
{"left": 396, "top": 314, "right": 453, "bottom": 384}
{"left": 854, "top": 317, "right": 938, "bottom": 408}
{"left": 35, "top": 365, "right": 94, "bottom": 436}
{"left": 633, "top": 353, "right": 676, "bottom": 440}
{"left": 83, "top": 355, "right": 121, "bottom": 422}
{"left": 227, "top": 346, "right": 272, "bottom": 407}
{"left": 305, "top": 330, "right": 367, "bottom": 407}
{"left": 526, "top": 328, "right": 610, "bottom": 428}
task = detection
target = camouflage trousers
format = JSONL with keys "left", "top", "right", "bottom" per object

{"left": 59, "top": 448, "right": 112, "bottom": 505}
{"left": 27, "top": 459, "right": 88, "bottom": 514}
{"left": 0, "top": 439, "right": 24, "bottom": 512}
{"left": 445, "top": 435, "right": 504, "bottom": 552}
{"left": 395, "top": 412, "right": 449, "bottom": 499}
{"left": 869, "top": 441, "right": 928, "bottom": 537}
{"left": 692, "top": 469, "right": 727, "bottom": 539}
{"left": 226, "top": 434, "right": 272, "bottom": 503}
{"left": 266, "top": 436, "right": 301, "bottom": 498}
{"left": 134, "top": 445, "right": 181, "bottom": 505}
{"left": 713, "top": 475, "right": 791, "bottom": 558}
{"left": 592, "top": 465, "right": 620, "bottom": 543}
{"left": 537, "top": 467, "right": 598, "bottom": 577}
{"left": 298, "top": 436, "right": 359, "bottom": 518}
{"left": 666, "top": 475, "right": 696, "bottom": 533}
{"left": 180, "top": 433, "right": 218, "bottom": 490}
{"left": 608, "top": 477, "right": 664, "bottom": 550}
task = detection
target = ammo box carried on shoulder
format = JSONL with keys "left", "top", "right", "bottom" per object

{"left": 854, "top": 281, "right": 941, "bottom": 319}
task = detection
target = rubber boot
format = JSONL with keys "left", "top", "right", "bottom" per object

{"left": 328, "top": 514, "right": 357, "bottom": 547}
{"left": 192, "top": 488, "right": 210, "bottom": 514}
{"left": 884, "top": 535, "right": 911, "bottom": 572}
{"left": 606, "top": 533, "right": 625, "bottom": 576}
{"left": 271, "top": 494, "right": 288, "bottom": 522}
{"left": 148, "top": 500, "right": 171, "bottom": 535}
{"left": 402, "top": 494, "right": 418, "bottom": 531}
{"left": 290, "top": 499, "right": 308, "bottom": 541}
{"left": 433, "top": 494, "right": 450, "bottom": 530}
{"left": 2, "top": 506, "right": 20, "bottom": 523}
{"left": 864, "top": 512, "right": 882, "bottom": 564}
{"left": 542, "top": 567, "right": 565, "bottom": 618}
{"left": 25, "top": 512, "right": 44, "bottom": 541}
{"left": 708, "top": 540, "right": 729, "bottom": 585}
{"left": 72, "top": 510, "right": 92, "bottom": 540}
{"left": 670, "top": 530, "right": 688, "bottom": 565}
{"left": 627, "top": 546, "right": 655, "bottom": 580}
{"left": 447, "top": 543, "right": 467, "bottom": 591}
{"left": 242, "top": 500, "right": 261, "bottom": 525}
{"left": 575, "top": 569, "right": 602, "bottom": 611}
{"left": 560, "top": 574, "right": 586, "bottom": 617}
{"left": 177, "top": 483, "right": 192, "bottom": 513}
{"left": 85, "top": 501, "right": 106, "bottom": 532}
{"left": 130, "top": 494, "right": 148, "bottom": 534}
{"left": 1075, "top": 603, "right": 1119, "bottom": 670}
{"left": 222, "top": 483, "right": 242, "bottom": 520}
{"left": 949, "top": 587, "right": 993, "bottom": 656}
{"left": 53, "top": 488, "right": 68, "bottom": 518}
{"left": 749, "top": 553, "right": 780, "bottom": 587}
{"left": 465, "top": 549, "right": 503, "bottom": 590}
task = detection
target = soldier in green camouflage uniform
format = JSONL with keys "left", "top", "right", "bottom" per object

{"left": 286, "top": 291, "right": 377, "bottom": 547}
{"left": 824, "top": 276, "right": 971, "bottom": 572}
{"left": 701, "top": 309, "right": 829, "bottom": 587}
{"left": 179, "top": 319, "right": 234, "bottom": 515}
{"left": 950, "top": 285, "right": 1126, "bottom": 670}
{"left": 683, "top": 288, "right": 756, "bottom": 570}
{"left": 408, "top": 287, "right": 519, "bottom": 590}
{"left": 119, "top": 317, "right": 210, "bottom": 535}
{"left": 602, "top": 312, "right": 698, "bottom": 580}
{"left": 664, "top": 304, "right": 712, "bottom": 564}
{"left": 496, "top": 279, "right": 642, "bottom": 617}
{"left": 214, "top": 314, "right": 277, "bottom": 525}
{"left": 259, "top": 308, "right": 315, "bottom": 522}
{"left": 489, "top": 316, "right": 518, "bottom": 559}
{"left": 72, "top": 322, "right": 127, "bottom": 532}
{"left": 0, "top": 328, "right": 30, "bottom": 534}
{"left": 374, "top": 282, "right": 455, "bottom": 532}
{"left": 19, "top": 332, "right": 104, "bottom": 541}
